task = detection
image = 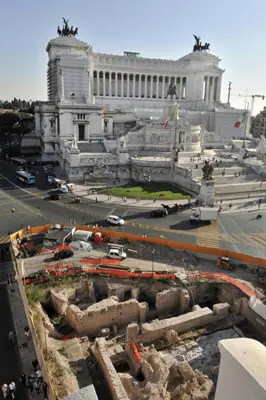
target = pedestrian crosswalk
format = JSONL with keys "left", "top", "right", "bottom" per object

{"left": 127, "top": 221, "right": 266, "bottom": 249}
{"left": 196, "top": 221, "right": 220, "bottom": 248}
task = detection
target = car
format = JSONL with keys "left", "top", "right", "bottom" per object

{"left": 48, "top": 190, "right": 61, "bottom": 200}
{"left": 54, "top": 249, "right": 74, "bottom": 260}
{"left": 106, "top": 215, "right": 125, "bottom": 226}
{"left": 60, "top": 185, "right": 69, "bottom": 193}
{"left": 150, "top": 209, "right": 168, "bottom": 218}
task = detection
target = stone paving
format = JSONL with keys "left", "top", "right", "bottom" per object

{"left": 72, "top": 182, "right": 266, "bottom": 215}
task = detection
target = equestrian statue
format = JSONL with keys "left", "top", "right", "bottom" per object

{"left": 202, "top": 160, "right": 214, "bottom": 180}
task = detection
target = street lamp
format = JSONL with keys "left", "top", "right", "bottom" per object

{"left": 151, "top": 249, "right": 155, "bottom": 277}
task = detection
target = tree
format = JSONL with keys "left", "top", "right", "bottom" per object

{"left": 0, "top": 111, "right": 34, "bottom": 150}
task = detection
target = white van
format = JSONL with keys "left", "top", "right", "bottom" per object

{"left": 107, "top": 248, "right": 127, "bottom": 260}
{"left": 72, "top": 230, "right": 93, "bottom": 242}
{"left": 71, "top": 240, "right": 93, "bottom": 251}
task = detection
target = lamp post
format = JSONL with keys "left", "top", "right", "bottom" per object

{"left": 151, "top": 249, "right": 155, "bottom": 277}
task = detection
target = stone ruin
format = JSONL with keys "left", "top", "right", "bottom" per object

{"left": 122, "top": 345, "right": 213, "bottom": 400}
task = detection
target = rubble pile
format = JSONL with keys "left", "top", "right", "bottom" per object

{"left": 120, "top": 346, "right": 213, "bottom": 400}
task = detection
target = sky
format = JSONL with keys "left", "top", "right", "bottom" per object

{"left": 1, "top": 0, "right": 266, "bottom": 114}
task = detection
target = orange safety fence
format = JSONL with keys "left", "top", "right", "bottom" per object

{"left": 81, "top": 266, "right": 176, "bottom": 281}
{"left": 131, "top": 343, "right": 142, "bottom": 363}
{"left": 10, "top": 223, "right": 266, "bottom": 269}
{"left": 187, "top": 272, "right": 258, "bottom": 299}
{"left": 81, "top": 258, "right": 121, "bottom": 266}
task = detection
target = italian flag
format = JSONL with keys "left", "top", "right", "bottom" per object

{"left": 164, "top": 106, "right": 178, "bottom": 129}
{"left": 164, "top": 118, "right": 170, "bottom": 129}
{"left": 234, "top": 111, "right": 247, "bottom": 128}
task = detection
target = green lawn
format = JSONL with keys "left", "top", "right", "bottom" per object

{"left": 98, "top": 182, "right": 191, "bottom": 200}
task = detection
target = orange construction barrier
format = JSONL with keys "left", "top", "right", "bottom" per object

{"left": 131, "top": 343, "right": 142, "bottom": 363}
{"left": 11, "top": 223, "right": 266, "bottom": 270}
{"left": 81, "top": 258, "right": 120, "bottom": 266}
{"left": 187, "top": 272, "right": 257, "bottom": 298}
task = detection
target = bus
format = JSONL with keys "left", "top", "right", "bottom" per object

{"left": 16, "top": 170, "right": 35, "bottom": 184}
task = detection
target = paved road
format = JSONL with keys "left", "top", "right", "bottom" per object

{"left": 1, "top": 160, "right": 266, "bottom": 258}
{"left": 0, "top": 284, "right": 27, "bottom": 399}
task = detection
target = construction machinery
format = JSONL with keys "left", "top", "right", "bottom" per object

{"left": 231, "top": 93, "right": 265, "bottom": 115}
{"left": 216, "top": 256, "right": 233, "bottom": 271}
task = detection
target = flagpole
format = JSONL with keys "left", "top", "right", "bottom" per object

{"left": 242, "top": 110, "right": 247, "bottom": 149}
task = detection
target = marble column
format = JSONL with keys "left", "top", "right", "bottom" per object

{"left": 144, "top": 75, "right": 148, "bottom": 99}
{"left": 162, "top": 76, "right": 165, "bottom": 99}
{"left": 115, "top": 73, "right": 118, "bottom": 97}
{"left": 150, "top": 77, "right": 153, "bottom": 99}
{"left": 179, "top": 78, "right": 182, "bottom": 99}
{"left": 133, "top": 75, "right": 136, "bottom": 97}
{"left": 139, "top": 77, "right": 142, "bottom": 97}
{"left": 121, "top": 74, "right": 124, "bottom": 97}
{"left": 210, "top": 77, "right": 214, "bottom": 102}
{"left": 103, "top": 73, "right": 106, "bottom": 97}
{"left": 127, "top": 75, "right": 130, "bottom": 97}
{"left": 97, "top": 72, "right": 100, "bottom": 96}
{"left": 216, "top": 77, "right": 222, "bottom": 102}
{"left": 205, "top": 76, "right": 210, "bottom": 102}
{"left": 109, "top": 72, "right": 112, "bottom": 97}
{"left": 156, "top": 76, "right": 159, "bottom": 99}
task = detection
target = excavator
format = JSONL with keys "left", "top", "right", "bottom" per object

{"left": 216, "top": 256, "right": 233, "bottom": 271}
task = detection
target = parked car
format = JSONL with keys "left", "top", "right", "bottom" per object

{"left": 107, "top": 215, "right": 125, "bottom": 226}
{"left": 150, "top": 209, "right": 168, "bottom": 218}
{"left": 48, "top": 190, "right": 61, "bottom": 200}
{"left": 71, "top": 241, "right": 93, "bottom": 251}
{"left": 107, "top": 248, "right": 127, "bottom": 260}
{"left": 54, "top": 249, "right": 74, "bottom": 260}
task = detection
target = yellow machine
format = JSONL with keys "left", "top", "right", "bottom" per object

{"left": 216, "top": 257, "right": 233, "bottom": 271}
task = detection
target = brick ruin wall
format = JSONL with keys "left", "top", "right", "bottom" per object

{"left": 155, "top": 288, "right": 190, "bottom": 316}
{"left": 50, "top": 290, "right": 148, "bottom": 335}
{"left": 92, "top": 338, "right": 130, "bottom": 400}
{"left": 126, "top": 303, "right": 229, "bottom": 344}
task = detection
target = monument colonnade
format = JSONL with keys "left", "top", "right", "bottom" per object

{"left": 92, "top": 71, "right": 219, "bottom": 102}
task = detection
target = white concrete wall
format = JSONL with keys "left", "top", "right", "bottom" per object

{"left": 215, "top": 109, "right": 251, "bottom": 139}
{"left": 89, "top": 114, "right": 102, "bottom": 134}
{"left": 186, "top": 73, "right": 204, "bottom": 102}
{"left": 59, "top": 112, "right": 75, "bottom": 137}
{"left": 215, "top": 338, "right": 266, "bottom": 400}
{"left": 249, "top": 296, "right": 266, "bottom": 321}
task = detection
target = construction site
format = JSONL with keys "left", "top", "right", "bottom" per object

{"left": 12, "top": 224, "right": 266, "bottom": 399}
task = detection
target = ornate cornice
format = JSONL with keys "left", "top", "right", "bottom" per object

{"left": 46, "top": 37, "right": 90, "bottom": 52}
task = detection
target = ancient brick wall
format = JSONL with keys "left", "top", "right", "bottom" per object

{"left": 92, "top": 338, "right": 130, "bottom": 400}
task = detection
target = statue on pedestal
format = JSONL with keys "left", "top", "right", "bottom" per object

{"left": 57, "top": 18, "right": 78, "bottom": 37}
{"left": 193, "top": 35, "right": 210, "bottom": 52}
{"left": 167, "top": 79, "right": 177, "bottom": 101}
{"left": 202, "top": 160, "right": 214, "bottom": 180}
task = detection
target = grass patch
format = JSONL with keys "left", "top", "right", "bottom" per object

{"left": 25, "top": 284, "right": 48, "bottom": 305}
{"left": 98, "top": 182, "right": 191, "bottom": 200}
